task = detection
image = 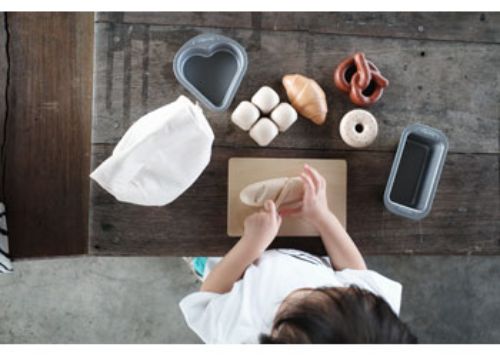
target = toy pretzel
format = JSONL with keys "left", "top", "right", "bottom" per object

{"left": 334, "top": 52, "right": 389, "bottom": 106}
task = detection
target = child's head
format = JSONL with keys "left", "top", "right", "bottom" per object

{"left": 260, "top": 286, "right": 417, "bottom": 344}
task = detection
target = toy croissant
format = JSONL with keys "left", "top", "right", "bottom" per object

{"left": 282, "top": 74, "right": 328, "bottom": 125}
{"left": 240, "top": 177, "right": 304, "bottom": 209}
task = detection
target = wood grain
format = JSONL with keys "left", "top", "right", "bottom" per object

{"left": 90, "top": 14, "right": 500, "bottom": 256}
{"left": 96, "top": 12, "right": 500, "bottom": 44}
{"left": 0, "top": 13, "right": 6, "bottom": 199}
{"left": 92, "top": 22, "right": 500, "bottom": 154}
{"left": 3, "top": 13, "right": 94, "bottom": 258}
{"left": 90, "top": 145, "right": 499, "bottom": 256}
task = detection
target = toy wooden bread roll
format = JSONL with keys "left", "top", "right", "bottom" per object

{"left": 339, "top": 109, "right": 378, "bottom": 148}
{"left": 249, "top": 118, "right": 279, "bottom": 146}
{"left": 240, "top": 176, "right": 304, "bottom": 209}
{"left": 270, "top": 102, "right": 298, "bottom": 132}
{"left": 231, "top": 101, "right": 260, "bottom": 131}
{"left": 282, "top": 74, "right": 328, "bottom": 125}
{"left": 251, "top": 86, "right": 280, "bottom": 114}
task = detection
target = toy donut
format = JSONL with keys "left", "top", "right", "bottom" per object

{"left": 339, "top": 109, "right": 378, "bottom": 148}
{"left": 334, "top": 52, "right": 389, "bottom": 107}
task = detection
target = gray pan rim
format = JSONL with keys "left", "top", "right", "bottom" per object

{"left": 173, "top": 33, "right": 248, "bottom": 112}
{"left": 383, "top": 122, "right": 449, "bottom": 220}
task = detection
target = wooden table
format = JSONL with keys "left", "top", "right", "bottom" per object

{"left": 89, "top": 13, "right": 499, "bottom": 256}
{"left": 0, "top": 13, "right": 93, "bottom": 258}
{"left": 2, "top": 13, "right": 499, "bottom": 258}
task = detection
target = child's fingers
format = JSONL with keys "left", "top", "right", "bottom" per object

{"left": 305, "top": 164, "right": 324, "bottom": 190}
{"left": 279, "top": 206, "right": 302, "bottom": 217}
{"left": 265, "top": 200, "right": 283, "bottom": 226}
{"left": 264, "top": 199, "right": 274, "bottom": 212}
{"left": 264, "top": 200, "right": 279, "bottom": 217}
{"left": 304, "top": 164, "right": 320, "bottom": 192}
{"left": 301, "top": 173, "right": 315, "bottom": 198}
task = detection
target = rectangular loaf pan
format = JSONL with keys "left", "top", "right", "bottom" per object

{"left": 384, "top": 123, "right": 448, "bottom": 220}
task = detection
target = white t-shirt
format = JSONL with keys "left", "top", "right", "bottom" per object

{"left": 179, "top": 249, "right": 402, "bottom": 344}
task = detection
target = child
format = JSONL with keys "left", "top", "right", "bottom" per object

{"left": 179, "top": 164, "right": 416, "bottom": 343}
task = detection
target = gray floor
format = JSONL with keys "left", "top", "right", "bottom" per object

{"left": 1, "top": 255, "right": 499, "bottom": 343}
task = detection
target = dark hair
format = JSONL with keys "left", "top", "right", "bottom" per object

{"left": 259, "top": 286, "right": 417, "bottom": 344}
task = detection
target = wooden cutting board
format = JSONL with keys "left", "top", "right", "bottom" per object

{"left": 227, "top": 158, "right": 347, "bottom": 237}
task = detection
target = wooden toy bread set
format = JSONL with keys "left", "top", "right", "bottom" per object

{"left": 231, "top": 75, "right": 326, "bottom": 146}
{"left": 173, "top": 34, "right": 448, "bottom": 225}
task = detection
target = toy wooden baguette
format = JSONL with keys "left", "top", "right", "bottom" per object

{"left": 240, "top": 176, "right": 304, "bottom": 209}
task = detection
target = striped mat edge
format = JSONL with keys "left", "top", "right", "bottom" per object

{"left": 0, "top": 202, "right": 12, "bottom": 273}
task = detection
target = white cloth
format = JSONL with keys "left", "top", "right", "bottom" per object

{"left": 91, "top": 96, "right": 214, "bottom": 206}
{"left": 179, "top": 249, "right": 402, "bottom": 344}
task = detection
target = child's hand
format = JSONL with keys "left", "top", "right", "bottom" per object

{"left": 279, "top": 164, "right": 331, "bottom": 228}
{"left": 201, "top": 201, "right": 282, "bottom": 294}
{"left": 243, "top": 200, "right": 282, "bottom": 249}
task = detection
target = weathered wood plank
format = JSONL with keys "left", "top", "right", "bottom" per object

{"left": 90, "top": 14, "right": 500, "bottom": 257}
{"left": 0, "top": 13, "right": 6, "bottom": 203}
{"left": 92, "top": 22, "right": 500, "bottom": 154}
{"left": 96, "top": 12, "right": 500, "bottom": 44}
{"left": 4, "top": 13, "right": 94, "bottom": 258}
{"left": 90, "top": 145, "right": 499, "bottom": 256}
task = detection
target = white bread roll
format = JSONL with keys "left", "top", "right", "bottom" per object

{"left": 251, "top": 86, "right": 280, "bottom": 114}
{"left": 249, "top": 118, "right": 279, "bottom": 146}
{"left": 231, "top": 101, "right": 260, "bottom": 131}
{"left": 270, "top": 102, "right": 298, "bottom": 132}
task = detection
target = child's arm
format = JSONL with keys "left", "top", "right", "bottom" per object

{"left": 280, "top": 164, "right": 366, "bottom": 271}
{"left": 200, "top": 200, "right": 282, "bottom": 294}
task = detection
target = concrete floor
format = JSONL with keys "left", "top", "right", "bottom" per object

{"left": 0, "top": 255, "right": 499, "bottom": 343}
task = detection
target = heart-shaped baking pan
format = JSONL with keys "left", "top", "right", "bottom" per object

{"left": 173, "top": 33, "right": 248, "bottom": 112}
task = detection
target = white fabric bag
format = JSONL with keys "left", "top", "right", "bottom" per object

{"left": 90, "top": 96, "right": 214, "bottom": 206}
